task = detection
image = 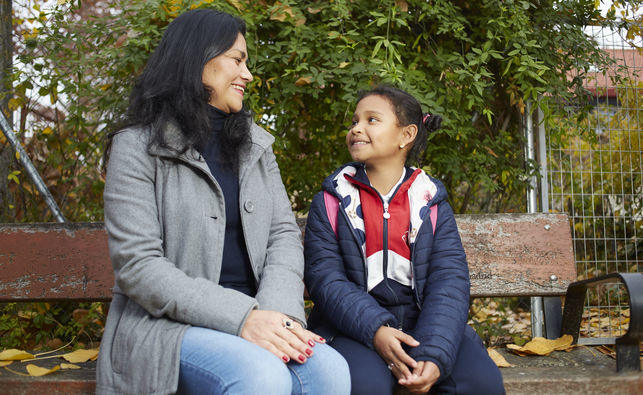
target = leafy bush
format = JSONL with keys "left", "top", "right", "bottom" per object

{"left": 4, "top": 0, "right": 622, "bottom": 219}
{"left": 0, "top": 302, "right": 105, "bottom": 350}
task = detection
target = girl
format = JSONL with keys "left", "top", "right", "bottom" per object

{"left": 304, "top": 85, "right": 504, "bottom": 394}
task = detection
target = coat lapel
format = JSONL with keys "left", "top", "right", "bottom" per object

{"left": 147, "top": 120, "right": 275, "bottom": 185}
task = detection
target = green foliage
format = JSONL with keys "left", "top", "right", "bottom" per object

{"left": 5, "top": 0, "right": 620, "bottom": 219}
{"left": 0, "top": 302, "right": 105, "bottom": 350}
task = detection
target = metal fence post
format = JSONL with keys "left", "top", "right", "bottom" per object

{"left": 0, "top": 112, "right": 65, "bottom": 223}
{"left": 537, "top": 103, "right": 564, "bottom": 339}
{"left": 525, "top": 100, "right": 545, "bottom": 338}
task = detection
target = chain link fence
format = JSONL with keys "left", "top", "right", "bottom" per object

{"left": 545, "top": 26, "right": 641, "bottom": 343}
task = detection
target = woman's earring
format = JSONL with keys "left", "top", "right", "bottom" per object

{"left": 399, "top": 144, "right": 405, "bottom": 149}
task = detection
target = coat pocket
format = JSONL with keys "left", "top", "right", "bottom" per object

{"left": 109, "top": 297, "right": 139, "bottom": 375}
{"left": 109, "top": 297, "right": 186, "bottom": 393}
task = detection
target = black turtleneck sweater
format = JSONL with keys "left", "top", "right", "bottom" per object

{"left": 197, "top": 106, "right": 257, "bottom": 297}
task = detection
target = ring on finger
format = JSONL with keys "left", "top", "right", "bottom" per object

{"left": 282, "top": 318, "right": 295, "bottom": 330}
{"left": 387, "top": 362, "right": 395, "bottom": 370}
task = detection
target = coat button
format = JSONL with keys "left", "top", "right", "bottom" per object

{"left": 244, "top": 200, "right": 255, "bottom": 213}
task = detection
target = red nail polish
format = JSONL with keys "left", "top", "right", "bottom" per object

{"left": 308, "top": 340, "right": 315, "bottom": 347}
{"left": 298, "top": 355, "right": 305, "bottom": 362}
{"left": 319, "top": 337, "right": 326, "bottom": 342}
{"left": 282, "top": 356, "right": 289, "bottom": 362}
{"left": 305, "top": 348, "right": 313, "bottom": 356}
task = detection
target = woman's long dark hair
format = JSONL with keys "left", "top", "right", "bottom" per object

{"left": 106, "top": 9, "right": 251, "bottom": 168}
{"left": 357, "top": 85, "right": 442, "bottom": 166}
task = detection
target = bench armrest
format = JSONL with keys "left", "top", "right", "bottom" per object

{"left": 561, "top": 272, "right": 643, "bottom": 372}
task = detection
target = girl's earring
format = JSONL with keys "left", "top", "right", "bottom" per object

{"left": 399, "top": 144, "right": 405, "bottom": 149}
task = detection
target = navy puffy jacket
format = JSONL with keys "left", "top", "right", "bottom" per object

{"left": 304, "top": 163, "right": 470, "bottom": 378}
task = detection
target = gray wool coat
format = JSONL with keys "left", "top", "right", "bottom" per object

{"left": 96, "top": 121, "right": 306, "bottom": 394}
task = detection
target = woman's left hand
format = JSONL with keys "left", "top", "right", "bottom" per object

{"left": 399, "top": 361, "right": 440, "bottom": 393}
{"left": 241, "top": 310, "right": 324, "bottom": 364}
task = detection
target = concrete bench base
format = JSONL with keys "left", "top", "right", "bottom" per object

{"left": 498, "top": 347, "right": 642, "bottom": 394}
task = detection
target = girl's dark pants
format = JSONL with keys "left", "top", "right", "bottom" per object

{"left": 329, "top": 325, "right": 505, "bottom": 395}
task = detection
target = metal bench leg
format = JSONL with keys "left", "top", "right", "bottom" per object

{"left": 561, "top": 272, "right": 643, "bottom": 373}
{"left": 543, "top": 296, "right": 562, "bottom": 339}
{"left": 616, "top": 336, "right": 640, "bottom": 372}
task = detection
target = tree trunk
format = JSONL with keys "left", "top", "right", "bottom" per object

{"left": 0, "top": 0, "right": 13, "bottom": 222}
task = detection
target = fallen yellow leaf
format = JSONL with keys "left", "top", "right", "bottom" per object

{"left": 507, "top": 335, "right": 574, "bottom": 356}
{"left": 506, "top": 344, "right": 531, "bottom": 356}
{"left": 61, "top": 363, "right": 81, "bottom": 369}
{"left": 26, "top": 364, "right": 60, "bottom": 377}
{"left": 0, "top": 361, "right": 12, "bottom": 367}
{"left": 487, "top": 348, "right": 514, "bottom": 367}
{"left": 0, "top": 349, "right": 34, "bottom": 361}
{"left": 61, "top": 349, "right": 99, "bottom": 363}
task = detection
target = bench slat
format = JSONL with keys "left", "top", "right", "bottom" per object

{"left": 457, "top": 213, "right": 575, "bottom": 297}
{"left": 0, "top": 213, "right": 575, "bottom": 301}
{"left": 0, "top": 223, "right": 112, "bottom": 301}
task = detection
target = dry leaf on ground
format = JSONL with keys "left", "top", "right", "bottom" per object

{"left": 0, "top": 349, "right": 35, "bottom": 361}
{"left": 507, "top": 335, "right": 574, "bottom": 356}
{"left": 0, "top": 361, "right": 12, "bottom": 367}
{"left": 596, "top": 345, "right": 616, "bottom": 359}
{"left": 61, "top": 349, "right": 99, "bottom": 363}
{"left": 25, "top": 364, "right": 60, "bottom": 377}
{"left": 487, "top": 348, "right": 514, "bottom": 367}
{"left": 61, "top": 363, "right": 81, "bottom": 369}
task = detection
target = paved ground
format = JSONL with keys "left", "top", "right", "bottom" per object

{"left": 1, "top": 347, "right": 641, "bottom": 394}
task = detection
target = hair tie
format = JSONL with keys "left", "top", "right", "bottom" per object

{"left": 423, "top": 114, "right": 431, "bottom": 124}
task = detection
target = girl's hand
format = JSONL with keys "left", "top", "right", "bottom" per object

{"left": 373, "top": 326, "right": 419, "bottom": 381}
{"left": 399, "top": 361, "right": 440, "bottom": 393}
{"left": 240, "top": 310, "right": 324, "bottom": 364}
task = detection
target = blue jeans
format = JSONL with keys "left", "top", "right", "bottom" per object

{"left": 177, "top": 326, "right": 351, "bottom": 395}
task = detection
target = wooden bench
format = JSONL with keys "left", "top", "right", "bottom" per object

{"left": 1, "top": 214, "right": 641, "bottom": 394}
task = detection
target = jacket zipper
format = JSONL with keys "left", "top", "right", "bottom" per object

{"left": 381, "top": 199, "right": 403, "bottom": 330}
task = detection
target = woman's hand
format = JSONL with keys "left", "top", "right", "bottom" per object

{"left": 240, "top": 310, "right": 325, "bottom": 364}
{"left": 373, "top": 326, "right": 419, "bottom": 382}
{"left": 399, "top": 361, "right": 440, "bottom": 393}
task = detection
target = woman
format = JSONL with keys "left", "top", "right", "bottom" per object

{"left": 97, "top": 9, "right": 350, "bottom": 395}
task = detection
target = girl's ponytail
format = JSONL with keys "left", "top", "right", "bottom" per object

{"left": 422, "top": 113, "right": 442, "bottom": 133}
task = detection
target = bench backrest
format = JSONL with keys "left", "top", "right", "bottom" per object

{"left": 0, "top": 213, "right": 574, "bottom": 302}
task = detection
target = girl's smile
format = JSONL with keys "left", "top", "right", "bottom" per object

{"left": 347, "top": 95, "right": 414, "bottom": 168}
